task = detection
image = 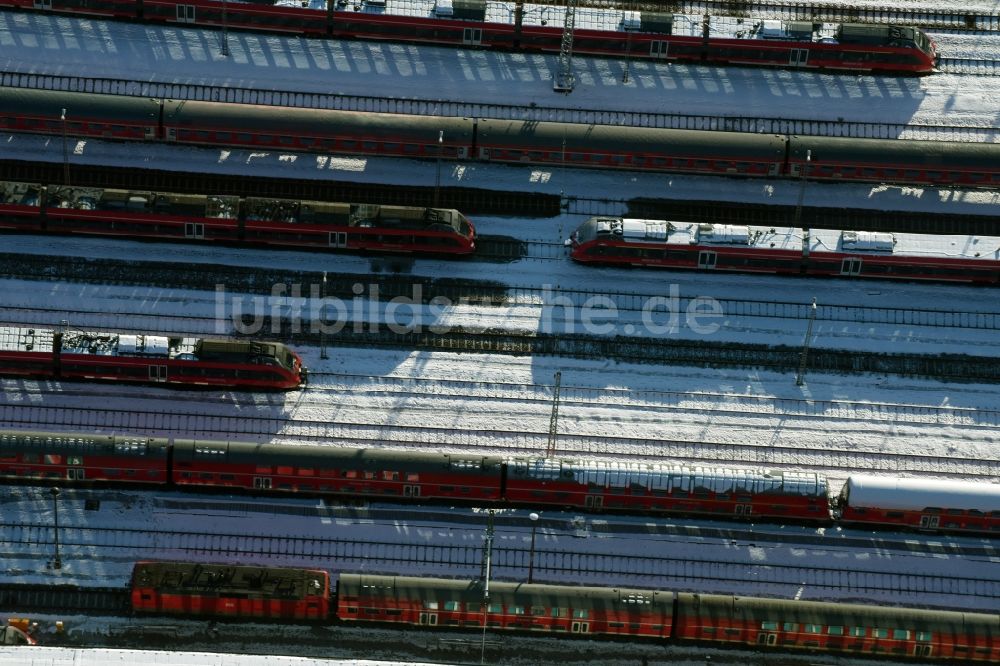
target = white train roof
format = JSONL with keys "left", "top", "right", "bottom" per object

{"left": 0, "top": 326, "right": 197, "bottom": 358}
{"left": 845, "top": 475, "right": 1000, "bottom": 513}
{"left": 594, "top": 219, "right": 1000, "bottom": 261}
{"left": 510, "top": 458, "right": 827, "bottom": 497}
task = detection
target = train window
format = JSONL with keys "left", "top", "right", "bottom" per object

{"left": 893, "top": 629, "right": 910, "bottom": 640}
{"left": 805, "top": 624, "right": 822, "bottom": 634}
{"left": 343, "top": 470, "right": 358, "bottom": 479}
{"left": 406, "top": 473, "right": 419, "bottom": 482}
{"left": 382, "top": 471, "right": 399, "bottom": 481}
{"left": 694, "top": 160, "right": 710, "bottom": 169}
{"left": 362, "top": 141, "right": 378, "bottom": 150}
{"left": 22, "top": 454, "right": 38, "bottom": 463}
{"left": 701, "top": 627, "right": 716, "bottom": 633}
{"left": 851, "top": 627, "right": 866, "bottom": 637}
{"left": 280, "top": 136, "right": 294, "bottom": 145}
{"left": 886, "top": 511, "right": 904, "bottom": 518}
{"left": 828, "top": 626, "right": 844, "bottom": 635}
{"left": 873, "top": 628, "right": 888, "bottom": 639}
{"left": 916, "top": 631, "right": 932, "bottom": 641}
{"left": 572, "top": 609, "right": 589, "bottom": 619}
{"left": 487, "top": 603, "right": 503, "bottom": 613}
{"left": 947, "top": 509, "right": 964, "bottom": 515}
{"left": 609, "top": 622, "right": 624, "bottom": 628}
{"left": 779, "top": 623, "right": 795, "bottom": 631}
{"left": 725, "top": 629, "right": 740, "bottom": 636}
{"left": 220, "top": 474, "right": 235, "bottom": 481}
{"left": 383, "top": 143, "right": 399, "bottom": 152}
{"left": 216, "top": 132, "right": 232, "bottom": 141}
{"left": 196, "top": 131, "right": 210, "bottom": 140}
{"left": 423, "top": 601, "right": 439, "bottom": 610}
{"left": 255, "top": 466, "right": 271, "bottom": 474}
{"left": 298, "top": 468, "right": 315, "bottom": 477}
{"left": 511, "top": 606, "right": 526, "bottom": 615}
{"left": 443, "top": 601, "right": 461, "bottom": 611}
{"left": 968, "top": 510, "right": 983, "bottom": 516}
{"left": 277, "top": 466, "right": 293, "bottom": 475}
{"left": 238, "top": 133, "right": 252, "bottom": 142}
{"left": 551, "top": 608, "right": 566, "bottom": 618}
{"left": 531, "top": 607, "right": 547, "bottom": 616}
{"left": 364, "top": 471, "right": 376, "bottom": 480}
{"left": 258, "top": 135, "right": 274, "bottom": 144}
{"left": 44, "top": 454, "right": 62, "bottom": 465}
{"left": 404, "top": 144, "right": 419, "bottom": 154}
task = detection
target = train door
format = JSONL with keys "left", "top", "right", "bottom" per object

{"left": 914, "top": 644, "right": 932, "bottom": 658}
{"left": 840, "top": 258, "right": 863, "bottom": 276}
{"left": 253, "top": 477, "right": 273, "bottom": 490}
{"left": 403, "top": 485, "right": 421, "bottom": 498}
{"left": 185, "top": 223, "right": 205, "bottom": 239}
{"left": 148, "top": 365, "right": 167, "bottom": 382}
{"left": 66, "top": 456, "right": 84, "bottom": 482}
{"left": 735, "top": 503, "right": 752, "bottom": 518}
{"left": 329, "top": 232, "right": 347, "bottom": 248}
{"left": 463, "top": 28, "right": 482, "bottom": 45}
{"left": 650, "top": 41, "right": 669, "bottom": 58}
{"left": 757, "top": 632, "right": 777, "bottom": 646}
{"left": 698, "top": 251, "right": 717, "bottom": 270}
{"left": 789, "top": 49, "right": 809, "bottom": 67}
{"left": 571, "top": 622, "right": 590, "bottom": 633}
{"left": 419, "top": 612, "right": 438, "bottom": 626}
{"left": 33, "top": 0, "right": 52, "bottom": 9}
{"left": 919, "top": 514, "right": 940, "bottom": 529}
{"left": 584, "top": 495, "right": 603, "bottom": 509}
{"left": 176, "top": 4, "right": 196, "bottom": 22}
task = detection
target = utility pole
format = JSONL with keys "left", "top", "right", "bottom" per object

{"left": 434, "top": 130, "right": 443, "bottom": 208}
{"left": 320, "top": 271, "right": 328, "bottom": 360}
{"left": 221, "top": 0, "right": 230, "bottom": 57}
{"left": 527, "top": 512, "right": 540, "bottom": 583}
{"left": 795, "top": 149, "right": 811, "bottom": 266}
{"left": 479, "top": 509, "right": 495, "bottom": 664}
{"left": 795, "top": 298, "right": 817, "bottom": 386}
{"left": 61, "top": 109, "right": 69, "bottom": 188}
{"left": 49, "top": 487, "right": 62, "bottom": 570}
{"left": 546, "top": 371, "right": 561, "bottom": 458}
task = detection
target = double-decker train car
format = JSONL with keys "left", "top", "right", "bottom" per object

{"left": 505, "top": 458, "right": 830, "bottom": 522}
{"left": 131, "top": 561, "right": 330, "bottom": 620}
{"left": 0, "top": 430, "right": 169, "bottom": 485}
{"left": 0, "top": 180, "right": 476, "bottom": 255}
{"left": 566, "top": 219, "right": 1000, "bottom": 285}
{"left": 839, "top": 476, "right": 1000, "bottom": 534}
{"left": 0, "top": 0, "right": 939, "bottom": 74}
{"left": 337, "top": 574, "right": 674, "bottom": 637}
{"left": 127, "top": 566, "right": 1000, "bottom": 661}
{"left": 5, "top": 88, "right": 1000, "bottom": 190}
{"left": 170, "top": 439, "right": 504, "bottom": 500}
{"left": 3, "top": 429, "right": 999, "bottom": 536}
{"left": 0, "top": 326, "right": 305, "bottom": 390}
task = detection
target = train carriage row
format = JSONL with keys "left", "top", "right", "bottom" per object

{"left": 128, "top": 564, "right": 1000, "bottom": 661}
{"left": 4, "top": 87, "right": 1000, "bottom": 191}
{"left": 2, "top": 429, "right": 998, "bottom": 535}
{"left": 0, "top": 0, "right": 939, "bottom": 74}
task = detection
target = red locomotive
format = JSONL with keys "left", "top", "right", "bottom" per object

{"left": 6, "top": 88, "right": 1000, "bottom": 191}
{"left": 0, "top": 181, "right": 475, "bottom": 256}
{"left": 2, "top": 429, "right": 998, "bottom": 536}
{"left": 0, "top": 0, "right": 939, "bottom": 74}
{"left": 566, "top": 218, "right": 1000, "bottom": 285}
{"left": 0, "top": 327, "right": 306, "bottom": 391}
{"left": 131, "top": 561, "right": 330, "bottom": 620}
{"left": 128, "top": 567, "right": 1000, "bottom": 661}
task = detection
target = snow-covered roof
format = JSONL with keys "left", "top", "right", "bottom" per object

{"left": 845, "top": 475, "right": 1000, "bottom": 513}
{"left": 513, "top": 458, "right": 828, "bottom": 497}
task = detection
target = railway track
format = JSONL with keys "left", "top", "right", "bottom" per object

{"left": 2, "top": 520, "right": 995, "bottom": 605}
{"left": 1, "top": 399, "right": 997, "bottom": 480}
{"left": 937, "top": 57, "right": 1000, "bottom": 76}
{"left": 3, "top": 71, "right": 998, "bottom": 142}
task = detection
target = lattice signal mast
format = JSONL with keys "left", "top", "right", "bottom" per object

{"left": 546, "top": 371, "right": 562, "bottom": 457}
{"left": 553, "top": 0, "right": 576, "bottom": 92}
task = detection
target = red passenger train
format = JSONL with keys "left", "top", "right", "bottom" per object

{"left": 0, "top": 180, "right": 476, "bottom": 256}
{"left": 1, "top": 430, "right": 998, "bottom": 536}
{"left": 0, "top": 0, "right": 939, "bottom": 75}
{"left": 6, "top": 88, "right": 1000, "bottom": 191}
{"left": 128, "top": 566, "right": 1000, "bottom": 662}
{"left": 0, "top": 326, "right": 306, "bottom": 391}
{"left": 566, "top": 218, "right": 1000, "bottom": 285}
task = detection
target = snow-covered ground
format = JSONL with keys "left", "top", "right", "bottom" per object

{"left": 2, "top": 11, "right": 1000, "bottom": 132}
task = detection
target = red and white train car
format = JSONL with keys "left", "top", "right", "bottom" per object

{"left": 0, "top": 326, "right": 306, "bottom": 390}
{"left": 336, "top": 574, "right": 674, "bottom": 637}
{"left": 839, "top": 475, "right": 1000, "bottom": 535}
{"left": 505, "top": 458, "right": 831, "bottom": 522}
{"left": 172, "top": 439, "right": 504, "bottom": 500}
{"left": 567, "top": 218, "right": 1000, "bottom": 284}
{"left": 131, "top": 561, "right": 330, "bottom": 620}
{"left": 0, "top": 430, "right": 169, "bottom": 485}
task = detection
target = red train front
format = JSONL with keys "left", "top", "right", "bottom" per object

{"left": 131, "top": 562, "right": 330, "bottom": 620}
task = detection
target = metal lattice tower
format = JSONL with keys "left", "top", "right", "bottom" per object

{"left": 795, "top": 299, "right": 818, "bottom": 386}
{"left": 546, "top": 371, "right": 562, "bottom": 457}
{"left": 552, "top": 0, "right": 576, "bottom": 92}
